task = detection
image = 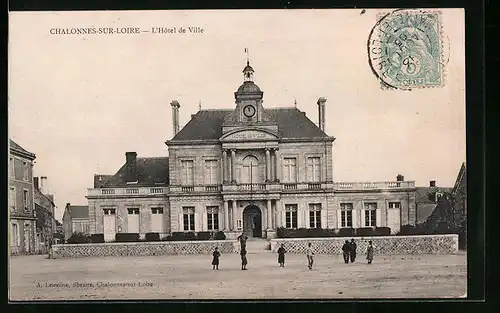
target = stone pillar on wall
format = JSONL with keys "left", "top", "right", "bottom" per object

{"left": 265, "top": 149, "right": 271, "bottom": 182}
{"left": 267, "top": 199, "right": 272, "bottom": 230}
{"left": 223, "top": 200, "right": 229, "bottom": 231}
{"left": 230, "top": 150, "right": 236, "bottom": 183}
{"left": 352, "top": 208, "right": 358, "bottom": 228}
{"left": 222, "top": 150, "right": 228, "bottom": 183}
{"left": 274, "top": 148, "right": 280, "bottom": 182}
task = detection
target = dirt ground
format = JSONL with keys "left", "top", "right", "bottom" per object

{"left": 8, "top": 251, "right": 467, "bottom": 300}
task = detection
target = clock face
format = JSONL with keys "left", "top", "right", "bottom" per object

{"left": 243, "top": 105, "right": 256, "bottom": 117}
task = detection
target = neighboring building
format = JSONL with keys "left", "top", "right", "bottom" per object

{"left": 62, "top": 204, "right": 90, "bottom": 241}
{"left": 9, "top": 139, "right": 37, "bottom": 255}
{"left": 54, "top": 220, "right": 64, "bottom": 244}
{"left": 415, "top": 180, "right": 452, "bottom": 224}
{"left": 86, "top": 61, "right": 418, "bottom": 241}
{"left": 33, "top": 176, "right": 57, "bottom": 254}
{"left": 425, "top": 163, "right": 467, "bottom": 231}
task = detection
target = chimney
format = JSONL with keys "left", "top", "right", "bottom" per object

{"left": 317, "top": 97, "right": 327, "bottom": 132}
{"left": 33, "top": 177, "right": 39, "bottom": 190}
{"left": 171, "top": 100, "right": 181, "bottom": 137}
{"left": 396, "top": 174, "right": 404, "bottom": 181}
{"left": 125, "top": 152, "right": 138, "bottom": 183}
{"left": 40, "top": 176, "right": 47, "bottom": 193}
{"left": 430, "top": 180, "right": 436, "bottom": 187}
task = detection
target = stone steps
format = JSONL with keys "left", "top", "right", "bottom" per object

{"left": 238, "top": 239, "right": 271, "bottom": 253}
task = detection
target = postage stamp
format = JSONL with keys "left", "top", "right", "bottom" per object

{"left": 368, "top": 9, "right": 444, "bottom": 90}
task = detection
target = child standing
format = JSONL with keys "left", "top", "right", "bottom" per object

{"left": 212, "top": 247, "right": 221, "bottom": 270}
{"left": 240, "top": 249, "right": 248, "bottom": 270}
{"left": 277, "top": 244, "right": 286, "bottom": 267}
{"left": 306, "top": 242, "right": 314, "bottom": 270}
{"left": 366, "top": 240, "right": 374, "bottom": 264}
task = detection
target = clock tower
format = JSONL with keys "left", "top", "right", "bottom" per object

{"left": 232, "top": 61, "right": 265, "bottom": 124}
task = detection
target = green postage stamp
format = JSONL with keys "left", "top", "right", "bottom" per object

{"left": 368, "top": 9, "right": 444, "bottom": 90}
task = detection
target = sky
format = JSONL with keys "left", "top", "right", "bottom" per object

{"left": 8, "top": 9, "right": 466, "bottom": 221}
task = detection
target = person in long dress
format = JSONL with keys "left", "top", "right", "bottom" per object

{"left": 241, "top": 249, "right": 248, "bottom": 270}
{"left": 342, "top": 240, "right": 351, "bottom": 264}
{"left": 350, "top": 239, "right": 357, "bottom": 263}
{"left": 306, "top": 242, "right": 314, "bottom": 270}
{"left": 366, "top": 240, "right": 374, "bottom": 264}
{"left": 277, "top": 244, "right": 286, "bottom": 267}
{"left": 212, "top": 247, "right": 221, "bottom": 270}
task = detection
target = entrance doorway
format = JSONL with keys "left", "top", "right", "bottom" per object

{"left": 242, "top": 205, "right": 262, "bottom": 238}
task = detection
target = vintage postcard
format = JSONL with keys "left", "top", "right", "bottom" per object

{"left": 8, "top": 9, "right": 466, "bottom": 300}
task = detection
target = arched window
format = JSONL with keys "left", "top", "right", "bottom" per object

{"left": 241, "top": 155, "right": 259, "bottom": 183}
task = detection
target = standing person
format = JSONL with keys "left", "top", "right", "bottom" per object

{"left": 366, "top": 240, "right": 374, "bottom": 264}
{"left": 237, "top": 233, "right": 248, "bottom": 252}
{"left": 212, "top": 247, "right": 221, "bottom": 270}
{"left": 342, "top": 240, "right": 351, "bottom": 264}
{"left": 350, "top": 239, "right": 357, "bottom": 263}
{"left": 277, "top": 243, "right": 286, "bottom": 267}
{"left": 240, "top": 249, "right": 248, "bottom": 270}
{"left": 306, "top": 242, "right": 315, "bottom": 270}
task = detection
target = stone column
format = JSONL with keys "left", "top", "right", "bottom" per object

{"left": 231, "top": 150, "right": 236, "bottom": 183}
{"left": 276, "top": 199, "right": 281, "bottom": 227}
{"left": 267, "top": 199, "right": 272, "bottom": 230}
{"left": 265, "top": 148, "right": 271, "bottom": 182}
{"left": 232, "top": 201, "right": 238, "bottom": 231}
{"left": 222, "top": 149, "right": 228, "bottom": 183}
{"left": 223, "top": 200, "right": 229, "bottom": 231}
{"left": 274, "top": 148, "right": 280, "bottom": 182}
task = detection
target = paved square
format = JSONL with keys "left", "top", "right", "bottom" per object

{"left": 9, "top": 251, "right": 466, "bottom": 300}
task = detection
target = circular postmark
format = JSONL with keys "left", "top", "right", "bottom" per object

{"left": 368, "top": 9, "right": 444, "bottom": 90}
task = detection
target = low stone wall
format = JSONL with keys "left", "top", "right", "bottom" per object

{"left": 51, "top": 240, "right": 238, "bottom": 259}
{"left": 270, "top": 234, "right": 458, "bottom": 255}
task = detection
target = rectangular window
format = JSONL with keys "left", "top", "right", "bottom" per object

{"left": 181, "top": 160, "right": 194, "bottom": 185}
{"left": 364, "top": 203, "right": 377, "bottom": 227}
{"left": 206, "top": 206, "right": 219, "bottom": 231}
{"left": 285, "top": 204, "right": 298, "bottom": 228}
{"left": 306, "top": 157, "right": 321, "bottom": 182}
{"left": 236, "top": 219, "right": 243, "bottom": 230}
{"left": 23, "top": 189, "right": 29, "bottom": 211}
{"left": 82, "top": 224, "right": 90, "bottom": 234}
{"left": 11, "top": 223, "right": 19, "bottom": 246}
{"left": 340, "top": 203, "right": 353, "bottom": 228}
{"left": 151, "top": 207, "right": 164, "bottom": 233}
{"left": 9, "top": 187, "right": 16, "bottom": 210}
{"left": 23, "top": 162, "right": 29, "bottom": 181}
{"left": 183, "top": 207, "right": 195, "bottom": 231}
{"left": 309, "top": 203, "right": 322, "bottom": 228}
{"left": 10, "top": 157, "right": 14, "bottom": 178}
{"left": 204, "top": 159, "right": 219, "bottom": 185}
{"left": 283, "top": 158, "right": 297, "bottom": 183}
{"left": 103, "top": 208, "right": 116, "bottom": 215}
{"left": 388, "top": 202, "right": 401, "bottom": 209}
{"left": 127, "top": 208, "right": 139, "bottom": 215}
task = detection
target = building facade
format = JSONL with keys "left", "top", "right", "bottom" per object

{"left": 87, "top": 62, "right": 417, "bottom": 241}
{"left": 9, "top": 139, "right": 37, "bottom": 254}
{"left": 33, "top": 176, "right": 57, "bottom": 254}
{"left": 62, "top": 203, "right": 91, "bottom": 241}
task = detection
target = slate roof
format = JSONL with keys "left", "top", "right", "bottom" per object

{"left": 415, "top": 187, "right": 452, "bottom": 204}
{"left": 94, "top": 157, "right": 169, "bottom": 188}
{"left": 9, "top": 139, "right": 36, "bottom": 159}
{"left": 171, "top": 107, "right": 330, "bottom": 141}
{"left": 67, "top": 205, "right": 89, "bottom": 219}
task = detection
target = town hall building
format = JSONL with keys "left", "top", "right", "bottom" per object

{"left": 86, "top": 61, "right": 417, "bottom": 241}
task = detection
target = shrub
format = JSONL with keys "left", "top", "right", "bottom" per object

{"left": 276, "top": 227, "right": 337, "bottom": 238}
{"left": 338, "top": 228, "right": 355, "bottom": 237}
{"left": 170, "top": 232, "right": 197, "bottom": 241}
{"left": 374, "top": 227, "right": 391, "bottom": 236}
{"left": 276, "top": 227, "right": 287, "bottom": 238}
{"left": 90, "top": 233, "right": 105, "bottom": 243}
{"left": 115, "top": 233, "right": 140, "bottom": 242}
{"left": 145, "top": 232, "right": 161, "bottom": 242}
{"left": 214, "top": 231, "right": 226, "bottom": 240}
{"left": 67, "top": 232, "right": 91, "bottom": 244}
{"left": 196, "top": 231, "right": 212, "bottom": 241}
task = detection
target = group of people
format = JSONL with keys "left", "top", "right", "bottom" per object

{"left": 211, "top": 234, "right": 375, "bottom": 270}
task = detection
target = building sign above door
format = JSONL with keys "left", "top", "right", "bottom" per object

{"left": 221, "top": 130, "right": 279, "bottom": 142}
